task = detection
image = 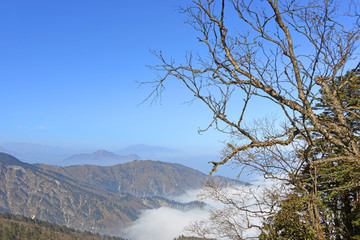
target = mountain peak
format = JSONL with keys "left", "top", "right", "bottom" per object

{"left": 94, "top": 149, "right": 115, "bottom": 156}
{"left": 62, "top": 150, "right": 139, "bottom": 166}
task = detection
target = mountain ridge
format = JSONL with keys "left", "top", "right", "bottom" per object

{"left": 0, "top": 152, "right": 206, "bottom": 236}
{"left": 0, "top": 152, "right": 242, "bottom": 236}
{"left": 61, "top": 150, "right": 139, "bottom": 166}
{"left": 38, "top": 159, "right": 242, "bottom": 197}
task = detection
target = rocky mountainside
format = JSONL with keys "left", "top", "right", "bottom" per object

{"left": 38, "top": 159, "right": 241, "bottom": 197}
{"left": 61, "top": 150, "right": 139, "bottom": 166}
{"left": 0, "top": 153, "right": 204, "bottom": 236}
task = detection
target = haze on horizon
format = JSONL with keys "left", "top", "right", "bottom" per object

{"left": 0, "top": 0, "right": 277, "bottom": 180}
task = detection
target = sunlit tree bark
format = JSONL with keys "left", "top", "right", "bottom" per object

{"left": 146, "top": 0, "right": 360, "bottom": 238}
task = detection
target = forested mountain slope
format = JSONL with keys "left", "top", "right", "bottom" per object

{"left": 38, "top": 160, "right": 241, "bottom": 197}
{"left": 0, "top": 212, "right": 125, "bottom": 240}
{"left": 0, "top": 153, "right": 204, "bottom": 235}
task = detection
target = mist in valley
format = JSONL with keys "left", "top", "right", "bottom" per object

{"left": 122, "top": 177, "right": 271, "bottom": 240}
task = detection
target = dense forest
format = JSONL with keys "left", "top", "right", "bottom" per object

{"left": 174, "top": 236, "right": 215, "bottom": 240}
{"left": 0, "top": 212, "right": 125, "bottom": 240}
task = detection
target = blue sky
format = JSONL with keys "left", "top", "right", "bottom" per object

{"left": 0, "top": 0, "right": 281, "bottom": 156}
{"left": 1, "top": 0, "right": 357, "bottom": 181}
{"left": 0, "top": 0, "right": 212, "bottom": 149}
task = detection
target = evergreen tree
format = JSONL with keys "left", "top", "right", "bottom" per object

{"left": 261, "top": 68, "right": 360, "bottom": 239}
{"left": 308, "top": 68, "right": 360, "bottom": 239}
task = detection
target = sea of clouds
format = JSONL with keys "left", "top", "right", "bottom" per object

{"left": 122, "top": 206, "right": 209, "bottom": 240}
{"left": 121, "top": 188, "right": 209, "bottom": 240}
{"left": 121, "top": 176, "right": 277, "bottom": 240}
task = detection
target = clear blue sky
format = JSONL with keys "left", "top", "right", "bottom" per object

{"left": 0, "top": 0, "right": 277, "bottom": 153}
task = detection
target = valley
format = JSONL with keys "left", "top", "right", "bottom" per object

{"left": 0, "top": 152, "right": 241, "bottom": 238}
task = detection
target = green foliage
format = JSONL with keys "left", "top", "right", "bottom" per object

{"left": 261, "top": 68, "right": 360, "bottom": 239}
{"left": 0, "top": 212, "right": 125, "bottom": 240}
{"left": 310, "top": 69, "right": 360, "bottom": 239}
{"left": 259, "top": 194, "right": 317, "bottom": 240}
{"left": 309, "top": 161, "right": 360, "bottom": 238}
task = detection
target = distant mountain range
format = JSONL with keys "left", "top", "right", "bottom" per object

{"left": 0, "top": 142, "right": 76, "bottom": 164}
{"left": 0, "top": 142, "right": 179, "bottom": 165}
{"left": 118, "top": 144, "right": 179, "bottom": 158}
{"left": 39, "top": 159, "right": 239, "bottom": 197}
{"left": 61, "top": 149, "right": 139, "bottom": 166}
{"left": 0, "top": 152, "right": 242, "bottom": 236}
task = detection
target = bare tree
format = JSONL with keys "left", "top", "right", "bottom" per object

{"left": 146, "top": 0, "right": 360, "bottom": 239}
{"left": 185, "top": 181, "right": 287, "bottom": 239}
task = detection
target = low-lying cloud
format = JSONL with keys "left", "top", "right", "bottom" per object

{"left": 122, "top": 177, "right": 277, "bottom": 240}
{"left": 122, "top": 206, "right": 209, "bottom": 240}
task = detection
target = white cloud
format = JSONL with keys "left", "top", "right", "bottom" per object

{"left": 168, "top": 189, "right": 201, "bottom": 203}
{"left": 122, "top": 207, "right": 209, "bottom": 240}
{"left": 122, "top": 178, "right": 284, "bottom": 240}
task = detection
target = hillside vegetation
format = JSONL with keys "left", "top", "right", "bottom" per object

{"left": 38, "top": 160, "right": 236, "bottom": 197}
{"left": 0, "top": 152, "right": 230, "bottom": 235}
{"left": 0, "top": 212, "right": 124, "bottom": 240}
